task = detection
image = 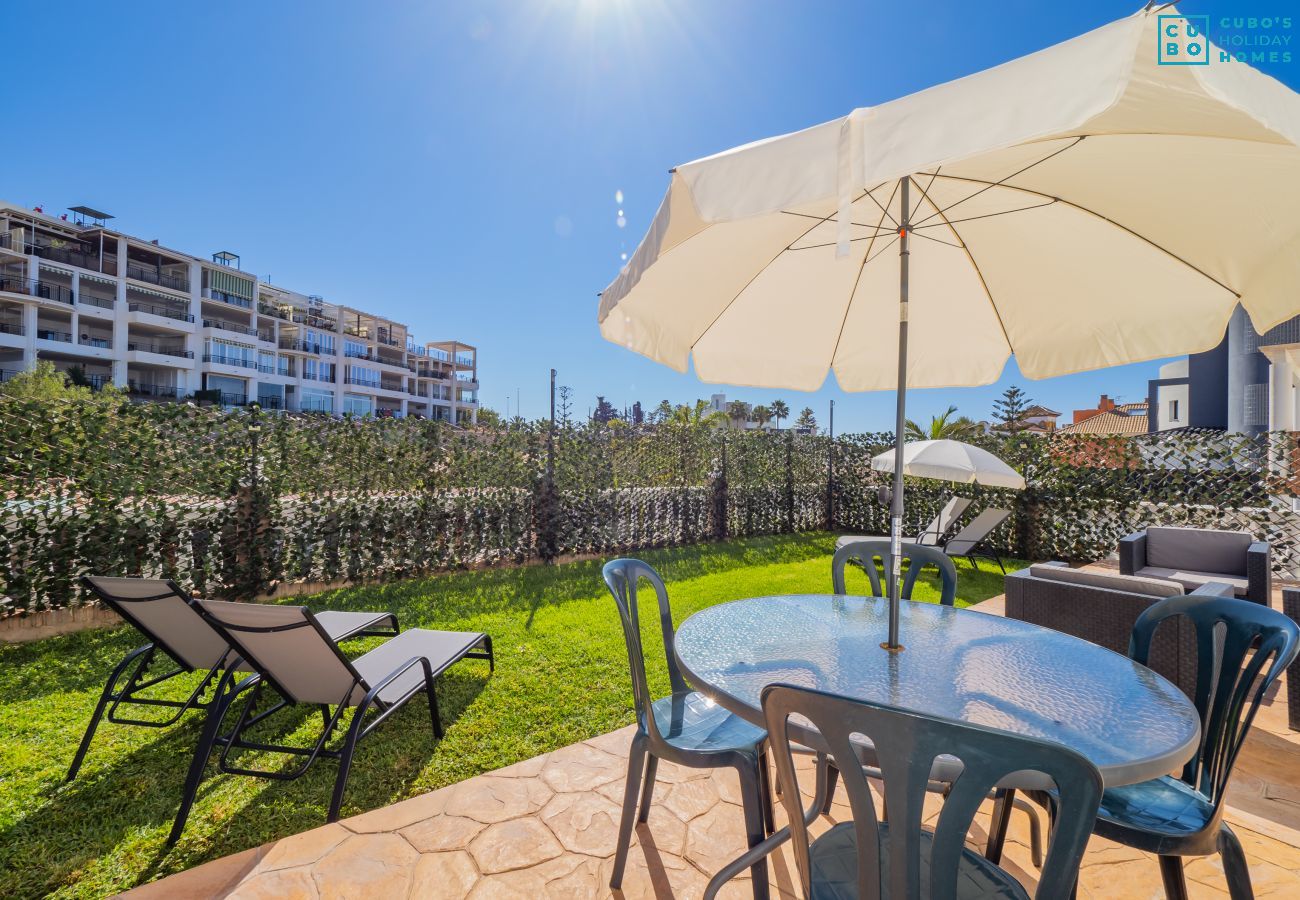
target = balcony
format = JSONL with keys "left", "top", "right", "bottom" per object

{"left": 0, "top": 275, "right": 77, "bottom": 306}
{"left": 128, "top": 341, "right": 193, "bottom": 358}
{"left": 203, "top": 353, "right": 256, "bottom": 369}
{"left": 203, "top": 318, "right": 259, "bottom": 337}
{"left": 36, "top": 328, "right": 73, "bottom": 343}
{"left": 344, "top": 375, "right": 380, "bottom": 388}
{"left": 344, "top": 347, "right": 376, "bottom": 361}
{"left": 256, "top": 363, "right": 276, "bottom": 374}
{"left": 29, "top": 241, "right": 107, "bottom": 273}
{"left": 128, "top": 301, "right": 194, "bottom": 323}
{"left": 258, "top": 302, "right": 290, "bottom": 321}
{"left": 279, "top": 338, "right": 328, "bottom": 354}
{"left": 0, "top": 322, "right": 23, "bottom": 336}
{"left": 128, "top": 383, "right": 182, "bottom": 400}
{"left": 204, "top": 289, "right": 252, "bottom": 309}
{"left": 78, "top": 336, "right": 112, "bottom": 349}
{"left": 79, "top": 294, "right": 114, "bottom": 310}
{"left": 126, "top": 263, "right": 189, "bottom": 293}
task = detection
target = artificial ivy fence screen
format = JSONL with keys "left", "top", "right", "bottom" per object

{"left": 1, "top": 396, "right": 1297, "bottom": 614}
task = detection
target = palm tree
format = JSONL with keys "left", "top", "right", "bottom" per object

{"left": 904, "top": 405, "right": 980, "bottom": 441}
{"left": 726, "top": 400, "right": 751, "bottom": 429}
{"left": 770, "top": 399, "right": 789, "bottom": 429}
{"left": 671, "top": 399, "right": 727, "bottom": 428}
{"left": 752, "top": 405, "right": 773, "bottom": 429}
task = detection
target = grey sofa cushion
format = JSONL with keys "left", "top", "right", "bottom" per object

{"left": 1027, "top": 564, "right": 1185, "bottom": 598}
{"left": 1136, "top": 566, "right": 1248, "bottom": 597}
{"left": 1145, "top": 526, "right": 1252, "bottom": 576}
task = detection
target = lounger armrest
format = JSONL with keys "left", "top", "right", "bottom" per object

{"left": 1189, "top": 581, "right": 1237, "bottom": 599}
{"left": 1246, "top": 541, "right": 1272, "bottom": 606}
{"left": 1118, "top": 532, "right": 1147, "bottom": 575}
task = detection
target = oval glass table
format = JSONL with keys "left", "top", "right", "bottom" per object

{"left": 674, "top": 595, "right": 1201, "bottom": 789}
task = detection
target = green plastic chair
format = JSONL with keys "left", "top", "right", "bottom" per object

{"left": 832, "top": 540, "right": 958, "bottom": 606}
{"left": 603, "top": 559, "right": 775, "bottom": 897}
{"left": 1085, "top": 593, "right": 1297, "bottom": 898}
{"left": 755, "top": 683, "right": 1103, "bottom": 899}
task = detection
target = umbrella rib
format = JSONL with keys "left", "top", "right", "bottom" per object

{"left": 779, "top": 210, "right": 893, "bottom": 231}
{"left": 928, "top": 173, "right": 1241, "bottom": 297}
{"left": 911, "top": 199, "right": 1059, "bottom": 230}
{"left": 687, "top": 208, "right": 853, "bottom": 358}
{"left": 909, "top": 136, "right": 1086, "bottom": 228}
{"left": 907, "top": 175, "right": 1017, "bottom": 353}
{"left": 827, "top": 181, "right": 902, "bottom": 377}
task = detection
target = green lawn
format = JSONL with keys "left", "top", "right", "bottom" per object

{"left": 0, "top": 533, "right": 1023, "bottom": 898}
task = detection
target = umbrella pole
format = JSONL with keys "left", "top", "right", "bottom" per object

{"left": 886, "top": 176, "right": 910, "bottom": 651}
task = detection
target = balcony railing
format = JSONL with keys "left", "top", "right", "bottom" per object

{"left": 30, "top": 242, "right": 106, "bottom": 272}
{"left": 1, "top": 367, "right": 23, "bottom": 382}
{"left": 78, "top": 336, "right": 112, "bottom": 349}
{"left": 128, "top": 301, "right": 194, "bottom": 322}
{"left": 217, "top": 392, "right": 248, "bottom": 406}
{"left": 128, "top": 382, "right": 181, "bottom": 400}
{"left": 83, "top": 373, "right": 112, "bottom": 389}
{"left": 126, "top": 263, "right": 190, "bottom": 293}
{"left": 255, "top": 395, "right": 283, "bottom": 410}
{"left": 129, "top": 341, "right": 194, "bottom": 358}
{"left": 257, "top": 330, "right": 275, "bottom": 343}
{"left": 80, "top": 294, "right": 114, "bottom": 309}
{"left": 256, "top": 363, "right": 276, "bottom": 374}
{"left": 344, "top": 375, "right": 380, "bottom": 388}
{"left": 258, "top": 303, "right": 290, "bottom": 321}
{"left": 203, "top": 353, "right": 256, "bottom": 368}
{"left": 205, "top": 290, "right": 252, "bottom": 309}
{"left": 380, "top": 381, "right": 405, "bottom": 393}
{"left": 0, "top": 322, "right": 23, "bottom": 336}
{"left": 344, "top": 347, "right": 375, "bottom": 360}
{"left": 37, "top": 328, "right": 72, "bottom": 343}
{"left": 203, "top": 318, "right": 258, "bottom": 336}
{"left": 279, "top": 338, "right": 329, "bottom": 354}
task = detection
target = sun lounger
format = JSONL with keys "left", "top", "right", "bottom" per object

{"left": 834, "top": 496, "right": 971, "bottom": 551}
{"left": 167, "top": 600, "right": 493, "bottom": 843}
{"left": 69, "top": 576, "right": 398, "bottom": 781}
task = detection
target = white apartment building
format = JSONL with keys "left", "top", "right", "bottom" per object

{"left": 0, "top": 202, "right": 478, "bottom": 423}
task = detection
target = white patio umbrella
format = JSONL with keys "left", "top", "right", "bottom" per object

{"left": 871, "top": 440, "right": 1026, "bottom": 490}
{"left": 597, "top": 5, "right": 1300, "bottom": 648}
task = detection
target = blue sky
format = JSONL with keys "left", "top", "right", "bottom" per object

{"left": 5, "top": 1, "right": 1295, "bottom": 431}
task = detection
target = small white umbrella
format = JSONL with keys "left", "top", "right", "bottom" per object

{"left": 871, "top": 439, "right": 1026, "bottom": 490}
{"left": 597, "top": 6, "right": 1300, "bottom": 648}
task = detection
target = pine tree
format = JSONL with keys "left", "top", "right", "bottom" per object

{"left": 992, "top": 386, "right": 1034, "bottom": 432}
{"left": 795, "top": 407, "right": 818, "bottom": 433}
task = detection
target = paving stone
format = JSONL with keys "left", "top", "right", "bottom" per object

{"left": 583, "top": 724, "right": 639, "bottom": 758}
{"left": 309, "top": 833, "right": 418, "bottom": 899}
{"left": 539, "top": 791, "right": 623, "bottom": 856}
{"left": 490, "top": 752, "right": 552, "bottom": 779}
{"left": 468, "top": 817, "right": 564, "bottom": 874}
{"left": 401, "top": 813, "right": 488, "bottom": 853}
{"left": 409, "top": 850, "right": 479, "bottom": 899}
{"left": 254, "top": 823, "right": 349, "bottom": 873}
{"left": 443, "top": 775, "right": 553, "bottom": 824}
{"left": 469, "top": 855, "right": 604, "bottom": 898}
{"left": 683, "top": 801, "right": 755, "bottom": 876}
{"left": 341, "top": 787, "right": 451, "bottom": 833}
{"left": 662, "top": 775, "right": 722, "bottom": 822}
{"left": 539, "top": 742, "right": 625, "bottom": 793}
{"left": 229, "top": 867, "right": 319, "bottom": 900}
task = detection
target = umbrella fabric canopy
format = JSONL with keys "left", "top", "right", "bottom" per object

{"left": 871, "top": 440, "right": 1026, "bottom": 490}
{"left": 597, "top": 5, "right": 1300, "bottom": 647}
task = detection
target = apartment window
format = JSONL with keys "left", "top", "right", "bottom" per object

{"left": 205, "top": 338, "right": 256, "bottom": 368}
{"left": 307, "top": 330, "right": 335, "bottom": 355}
{"left": 346, "top": 364, "right": 380, "bottom": 387}
{"left": 300, "top": 388, "right": 333, "bottom": 412}
{"left": 344, "top": 338, "right": 368, "bottom": 359}
{"left": 1169, "top": 399, "right": 1180, "bottom": 421}
{"left": 258, "top": 350, "right": 276, "bottom": 373}
{"left": 304, "top": 358, "right": 317, "bottom": 380}
{"left": 343, "top": 393, "right": 373, "bottom": 417}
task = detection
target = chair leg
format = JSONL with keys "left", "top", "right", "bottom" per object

{"left": 328, "top": 702, "right": 370, "bottom": 823}
{"left": 757, "top": 749, "right": 775, "bottom": 836}
{"left": 67, "top": 647, "right": 152, "bottom": 781}
{"left": 484, "top": 635, "right": 494, "bottom": 673}
{"left": 610, "top": 734, "right": 647, "bottom": 890}
{"left": 1158, "top": 855, "right": 1190, "bottom": 900}
{"left": 167, "top": 677, "right": 238, "bottom": 845}
{"left": 426, "top": 676, "right": 443, "bottom": 739}
{"left": 985, "top": 788, "right": 1014, "bottom": 865}
{"left": 737, "top": 761, "right": 771, "bottom": 900}
{"left": 1011, "top": 794, "right": 1044, "bottom": 868}
{"left": 820, "top": 759, "right": 840, "bottom": 815}
{"left": 636, "top": 754, "right": 659, "bottom": 824}
{"left": 1218, "top": 825, "right": 1255, "bottom": 900}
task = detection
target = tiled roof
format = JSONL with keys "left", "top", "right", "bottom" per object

{"left": 1058, "top": 411, "right": 1148, "bottom": 435}
{"left": 1116, "top": 401, "right": 1149, "bottom": 414}
{"left": 1023, "top": 405, "right": 1061, "bottom": 417}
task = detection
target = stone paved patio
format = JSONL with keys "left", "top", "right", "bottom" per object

{"left": 125, "top": 596, "right": 1300, "bottom": 900}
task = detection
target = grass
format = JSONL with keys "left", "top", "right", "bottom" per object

{"left": 0, "top": 533, "right": 1023, "bottom": 898}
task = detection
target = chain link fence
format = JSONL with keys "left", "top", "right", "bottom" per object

{"left": 3, "top": 395, "right": 1298, "bottom": 614}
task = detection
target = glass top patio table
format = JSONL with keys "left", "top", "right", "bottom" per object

{"left": 674, "top": 595, "right": 1201, "bottom": 788}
